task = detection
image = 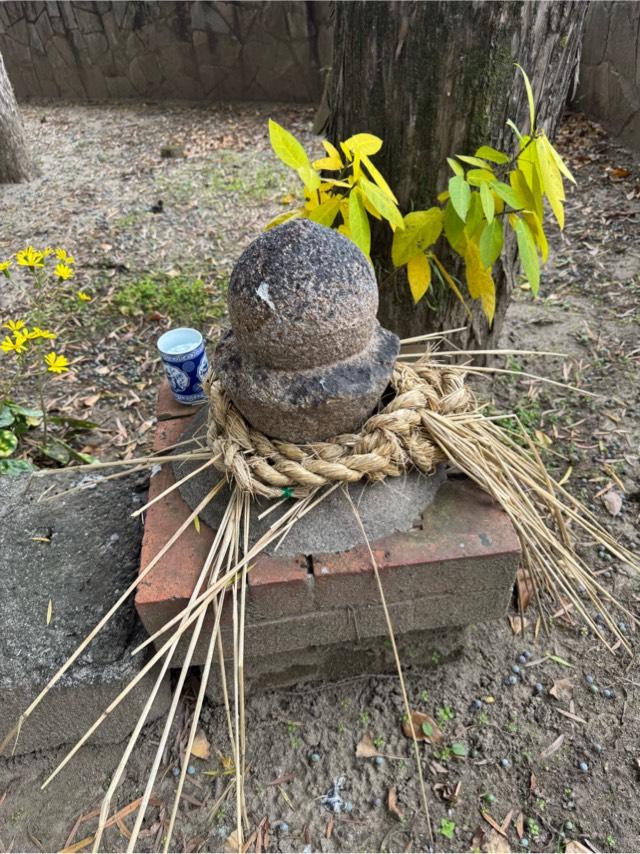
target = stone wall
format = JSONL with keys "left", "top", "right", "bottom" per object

{"left": 0, "top": 1, "right": 332, "bottom": 102}
{"left": 576, "top": 1, "right": 640, "bottom": 151}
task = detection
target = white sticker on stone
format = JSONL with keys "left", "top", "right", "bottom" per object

{"left": 256, "top": 281, "right": 277, "bottom": 312}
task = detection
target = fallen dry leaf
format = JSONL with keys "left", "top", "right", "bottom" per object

{"left": 401, "top": 711, "right": 443, "bottom": 744}
{"left": 224, "top": 830, "right": 239, "bottom": 853}
{"left": 515, "top": 812, "right": 524, "bottom": 838}
{"left": 387, "top": 786, "right": 404, "bottom": 820}
{"left": 539, "top": 733, "right": 565, "bottom": 760}
{"left": 602, "top": 489, "right": 622, "bottom": 516}
{"left": 486, "top": 831, "right": 512, "bottom": 853}
{"left": 355, "top": 734, "right": 380, "bottom": 758}
{"left": 549, "top": 678, "right": 574, "bottom": 703}
{"left": 480, "top": 811, "right": 508, "bottom": 838}
{"left": 610, "top": 167, "right": 631, "bottom": 179}
{"left": 508, "top": 614, "right": 529, "bottom": 635}
{"left": 190, "top": 729, "right": 210, "bottom": 760}
{"left": 516, "top": 568, "right": 534, "bottom": 611}
{"left": 325, "top": 815, "right": 334, "bottom": 840}
{"left": 500, "top": 810, "right": 513, "bottom": 834}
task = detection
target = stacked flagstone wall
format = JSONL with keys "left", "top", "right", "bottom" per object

{"left": 0, "top": 1, "right": 331, "bottom": 102}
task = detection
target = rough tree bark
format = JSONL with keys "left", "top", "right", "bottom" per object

{"left": 0, "top": 51, "right": 33, "bottom": 183}
{"left": 325, "top": 1, "right": 587, "bottom": 350}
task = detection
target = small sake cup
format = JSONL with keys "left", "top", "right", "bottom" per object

{"left": 157, "top": 327, "right": 209, "bottom": 404}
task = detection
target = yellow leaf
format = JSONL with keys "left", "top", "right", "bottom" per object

{"left": 558, "top": 465, "right": 572, "bottom": 486}
{"left": 194, "top": 515, "right": 200, "bottom": 534}
{"left": 510, "top": 168, "right": 536, "bottom": 212}
{"left": 466, "top": 168, "right": 495, "bottom": 186}
{"left": 268, "top": 119, "right": 310, "bottom": 170}
{"left": 431, "top": 253, "right": 471, "bottom": 316}
{"left": 535, "top": 136, "right": 564, "bottom": 229}
{"left": 46, "top": 598, "right": 52, "bottom": 625}
{"left": 447, "top": 157, "right": 464, "bottom": 177}
{"left": 392, "top": 208, "right": 443, "bottom": 267}
{"left": 359, "top": 177, "right": 404, "bottom": 229}
{"left": 348, "top": 189, "right": 371, "bottom": 256}
{"left": 522, "top": 211, "right": 548, "bottom": 263}
{"left": 308, "top": 197, "right": 341, "bottom": 228}
{"left": 406, "top": 253, "right": 431, "bottom": 304}
{"left": 297, "top": 163, "right": 321, "bottom": 193}
{"left": 456, "top": 154, "right": 492, "bottom": 170}
{"left": 343, "top": 132, "right": 383, "bottom": 156}
{"left": 515, "top": 63, "right": 536, "bottom": 132}
{"left": 464, "top": 241, "right": 496, "bottom": 323}
{"left": 312, "top": 156, "right": 342, "bottom": 171}
{"left": 543, "top": 134, "right": 576, "bottom": 184}
{"left": 322, "top": 139, "right": 343, "bottom": 165}
{"left": 265, "top": 210, "right": 301, "bottom": 230}
{"left": 361, "top": 153, "right": 397, "bottom": 202}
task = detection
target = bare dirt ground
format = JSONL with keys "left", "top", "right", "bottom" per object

{"left": 1, "top": 102, "right": 639, "bottom": 854}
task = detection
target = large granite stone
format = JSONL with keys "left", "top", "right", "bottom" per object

{"left": 227, "top": 218, "right": 379, "bottom": 370}
{"left": 214, "top": 220, "right": 400, "bottom": 442}
{"left": 214, "top": 323, "right": 399, "bottom": 443}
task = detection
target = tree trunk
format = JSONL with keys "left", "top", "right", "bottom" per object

{"left": 0, "top": 51, "right": 33, "bottom": 183}
{"left": 324, "top": 1, "right": 587, "bottom": 350}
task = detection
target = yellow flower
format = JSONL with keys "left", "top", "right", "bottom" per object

{"left": 44, "top": 351, "right": 69, "bottom": 374}
{"left": 3, "top": 319, "right": 25, "bottom": 333}
{"left": 77, "top": 291, "right": 92, "bottom": 302}
{"left": 43, "top": 247, "right": 54, "bottom": 257}
{"left": 0, "top": 259, "right": 12, "bottom": 275}
{"left": 1, "top": 332, "right": 28, "bottom": 354}
{"left": 16, "top": 246, "right": 44, "bottom": 268}
{"left": 55, "top": 248, "right": 75, "bottom": 264}
{"left": 27, "top": 326, "right": 57, "bottom": 340}
{"left": 54, "top": 263, "right": 73, "bottom": 280}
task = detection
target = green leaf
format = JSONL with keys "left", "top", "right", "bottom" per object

{"left": 307, "top": 198, "right": 341, "bottom": 228}
{"left": 39, "top": 440, "right": 70, "bottom": 464}
{"left": 448, "top": 175, "right": 471, "bottom": 221}
{"left": 507, "top": 118, "right": 523, "bottom": 141}
{"left": 439, "top": 819, "right": 456, "bottom": 840}
{"left": 515, "top": 217, "right": 540, "bottom": 295}
{"left": 48, "top": 415, "right": 99, "bottom": 431}
{"left": 475, "top": 145, "right": 510, "bottom": 165}
{"left": 443, "top": 201, "right": 465, "bottom": 253}
{"left": 0, "top": 429, "right": 18, "bottom": 458}
{"left": 491, "top": 181, "right": 524, "bottom": 211}
{"left": 359, "top": 177, "right": 404, "bottom": 230}
{"left": 0, "top": 405, "right": 15, "bottom": 428}
{"left": 0, "top": 458, "right": 37, "bottom": 475}
{"left": 391, "top": 208, "right": 443, "bottom": 267}
{"left": 464, "top": 193, "right": 484, "bottom": 239}
{"left": 451, "top": 742, "right": 467, "bottom": 757}
{"left": 447, "top": 157, "right": 464, "bottom": 177}
{"left": 516, "top": 63, "right": 536, "bottom": 132}
{"left": 348, "top": 189, "right": 371, "bottom": 257}
{"left": 268, "top": 118, "right": 310, "bottom": 171}
{"left": 406, "top": 253, "right": 432, "bottom": 304}
{"left": 7, "top": 403, "right": 44, "bottom": 418}
{"left": 466, "top": 169, "right": 495, "bottom": 186}
{"left": 479, "top": 218, "right": 504, "bottom": 268}
{"left": 421, "top": 721, "right": 433, "bottom": 737}
{"left": 480, "top": 181, "right": 495, "bottom": 223}
{"left": 456, "top": 154, "right": 491, "bottom": 169}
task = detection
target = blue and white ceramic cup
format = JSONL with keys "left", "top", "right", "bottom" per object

{"left": 157, "top": 327, "right": 209, "bottom": 404}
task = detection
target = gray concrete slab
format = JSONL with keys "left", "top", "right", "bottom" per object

{"left": 174, "top": 406, "right": 447, "bottom": 555}
{"left": 0, "top": 471, "right": 171, "bottom": 756}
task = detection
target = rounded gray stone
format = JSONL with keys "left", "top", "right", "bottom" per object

{"left": 174, "top": 407, "right": 447, "bottom": 555}
{"left": 214, "top": 322, "right": 399, "bottom": 442}
{"left": 227, "top": 219, "right": 379, "bottom": 370}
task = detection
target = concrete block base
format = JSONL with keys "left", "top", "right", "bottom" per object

{"left": 136, "top": 382, "right": 521, "bottom": 690}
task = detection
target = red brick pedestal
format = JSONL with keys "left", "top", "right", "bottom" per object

{"left": 135, "top": 381, "right": 521, "bottom": 689}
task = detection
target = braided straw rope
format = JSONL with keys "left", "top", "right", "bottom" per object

{"left": 203, "top": 361, "right": 473, "bottom": 499}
